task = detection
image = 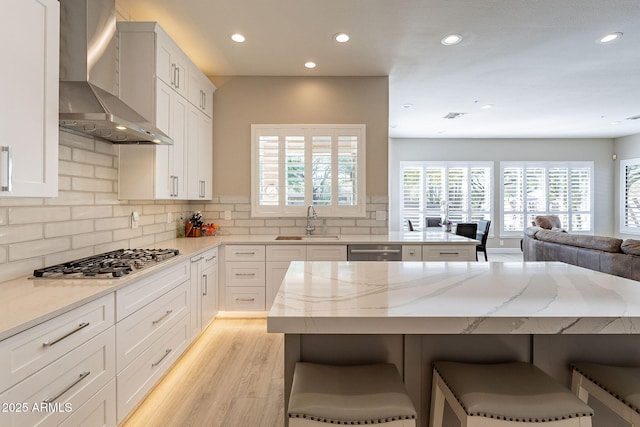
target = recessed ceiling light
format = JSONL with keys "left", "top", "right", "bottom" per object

{"left": 403, "top": 103, "right": 414, "bottom": 109}
{"left": 599, "top": 32, "right": 622, "bottom": 43}
{"left": 305, "top": 61, "right": 317, "bottom": 69}
{"left": 334, "top": 33, "right": 350, "bottom": 43}
{"left": 441, "top": 34, "right": 463, "bottom": 45}
{"left": 231, "top": 33, "right": 246, "bottom": 43}
{"left": 480, "top": 104, "right": 494, "bottom": 110}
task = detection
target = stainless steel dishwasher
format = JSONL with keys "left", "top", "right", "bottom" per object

{"left": 347, "top": 244, "right": 402, "bottom": 261}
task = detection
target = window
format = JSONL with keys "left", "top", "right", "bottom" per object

{"left": 251, "top": 125, "right": 366, "bottom": 217}
{"left": 400, "top": 162, "right": 492, "bottom": 231}
{"left": 501, "top": 162, "right": 593, "bottom": 235}
{"left": 621, "top": 158, "right": 640, "bottom": 234}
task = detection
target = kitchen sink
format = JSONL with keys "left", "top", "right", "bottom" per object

{"left": 275, "top": 235, "right": 340, "bottom": 240}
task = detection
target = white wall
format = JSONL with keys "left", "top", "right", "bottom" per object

{"left": 389, "top": 138, "right": 615, "bottom": 249}
{"left": 613, "top": 133, "right": 640, "bottom": 238}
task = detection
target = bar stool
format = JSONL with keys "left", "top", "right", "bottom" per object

{"left": 571, "top": 362, "right": 640, "bottom": 425}
{"left": 288, "top": 362, "right": 417, "bottom": 426}
{"left": 430, "top": 361, "right": 593, "bottom": 427}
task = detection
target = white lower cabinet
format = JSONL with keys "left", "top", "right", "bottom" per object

{"left": 0, "top": 327, "right": 115, "bottom": 427}
{"left": 402, "top": 245, "right": 422, "bottom": 261}
{"left": 224, "top": 245, "right": 266, "bottom": 311}
{"left": 59, "top": 379, "right": 116, "bottom": 427}
{"left": 116, "top": 313, "right": 190, "bottom": 422}
{"left": 190, "top": 248, "right": 218, "bottom": 339}
{"left": 265, "top": 261, "right": 291, "bottom": 308}
{"left": 306, "top": 245, "right": 347, "bottom": 261}
{"left": 422, "top": 244, "right": 475, "bottom": 261}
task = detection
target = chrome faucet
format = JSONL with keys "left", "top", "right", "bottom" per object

{"left": 306, "top": 205, "right": 318, "bottom": 235}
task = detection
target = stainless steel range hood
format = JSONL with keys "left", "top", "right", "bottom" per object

{"left": 59, "top": 0, "right": 172, "bottom": 145}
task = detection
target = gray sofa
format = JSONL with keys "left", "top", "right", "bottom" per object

{"left": 523, "top": 226, "right": 640, "bottom": 281}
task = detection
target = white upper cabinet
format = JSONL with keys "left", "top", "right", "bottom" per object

{"left": 117, "top": 21, "right": 213, "bottom": 201}
{"left": 188, "top": 71, "right": 216, "bottom": 118}
{"left": 0, "top": 0, "right": 58, "bottom": 198}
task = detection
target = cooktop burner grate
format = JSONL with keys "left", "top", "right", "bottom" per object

{"left": 33, "top": 248, "right": 180, "bottom": 279}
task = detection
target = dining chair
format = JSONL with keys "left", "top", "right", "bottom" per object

{"left": 425, "top": 217, "right": 441, "bottom": 228}
{"left": 454, "top": 223, "right": 477, "bottom": 240}
{"left": 476, "top": 220, "right": 491, "bottom": 261}
{"left": 407, "top": 219, "right": 415, "bottom": 231}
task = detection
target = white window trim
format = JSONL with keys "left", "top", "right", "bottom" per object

{"left": 500, "top": 161, "right": 594, "bottom": 237}
{"left": 620, "top": 158, "right": 640, "bottom": 235}
{"left": 399, "top": 161, "right": 494, "bottom": 231}
{"left": 251, "top": 124, "right": 366, "bottom": 218}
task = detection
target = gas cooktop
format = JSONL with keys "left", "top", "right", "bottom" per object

{"left": 33, "top": 248, "right": 180, "bottom": 279}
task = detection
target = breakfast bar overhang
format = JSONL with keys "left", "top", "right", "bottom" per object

{"left": 267, "top": 261, "right": 640, "bottom": 426}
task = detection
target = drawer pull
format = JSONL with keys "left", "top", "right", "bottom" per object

{"left": 236, "top": 298, "right": 255, "bottom": 302}
{"left": 191, "top": 256, "right": 204, "bottom": 263}
{"left": 205, "top": 255, "right": 217, "bottom": 262}
{"left": 439, "top": 252, "right": 460, "bottom": 255}
{"left": 43, "top": 371, "right": 91, "bottom": 404}
{"left": 42, "top": 322, "right": 90, "bottom": 347}
{"left": 349, "top": 249, "right": 401, "bottom": 254}
{"left": 152, "top": 349, "right": 172, "bottom": 367}
{"left": 152, "top": 310, "right": 173, "bottom": 325}
{"left": 235, "top": 252, "right": 256, "bottom": 255}
{"left": 203, "top": 274, "right": 208, "bottom": 296}
{"left": 236, "top": 273, "right": 256, "bottom": 277}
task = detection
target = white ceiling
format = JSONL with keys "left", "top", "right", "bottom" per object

{"left": 117, "top": 0, "right": 640, "bottom": 139}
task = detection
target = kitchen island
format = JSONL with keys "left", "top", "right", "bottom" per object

{"left": 268, "top": 261, "right": 640, "bottom": 426}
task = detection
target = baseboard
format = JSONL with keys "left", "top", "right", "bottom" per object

{"left": 216, "top": 310, "right": 268, "bottom": 319}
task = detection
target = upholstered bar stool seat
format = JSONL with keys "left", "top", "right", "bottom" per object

{"left": 430, "top": 361, "right": 594, "bottom": 427}
{"left": 288, "top": 362, "right": 417, "bottom": 426}
{"left": 572, "top": 362, "right": 640, "bottom": 425}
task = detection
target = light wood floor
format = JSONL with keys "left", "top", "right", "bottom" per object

{"left": 122, "top": 252, "right": 522, "bottom": 427}
{"left": 122, "top": 318, "right": 285, "bottom": 427}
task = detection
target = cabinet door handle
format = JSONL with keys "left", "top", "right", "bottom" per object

{"left": 205, "top": 255, "right": 216, "bottom": 262}
{"left": 1, "top": 146, "right": 12, "bottom": 192}
{"left": 439, "top": 252, "right": 460, "bottom": 255}
{"left": 152, "top": 349, "right": 172, "bottom": 367}
{"left": 236, "top": 298, "right": 255, "bottom": 302}
{"left": 235, "top": 252, "right": 256, "bottom": 256}
{"left": 42, "top": 322, "right": 90, "bottom": 347}
{"left": 176, "top": 67, "right": 180, "bottom": 89}
{"left": 171, "top": 63, "right": 176, "bottom": 86}
{"left": 152, "top": 310, "right": 173, "bottom": 325}
{"left": 236, "top": 273, "right": 256, "bottom": 277}
{"left": 203, "top": 273, "right": 208, "bottom": 296}
{"left": 43, "top": 371, "right": 91, "bottom": 404}
{"left": 202, "top": 91, "right": 206, "bottom": 110}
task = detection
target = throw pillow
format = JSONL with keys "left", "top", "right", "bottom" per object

{"left": 534, "top": 215, "right": 562, "bottom": 230}
{"left": 621, "top": 239, "right": 640, "bottom": 256}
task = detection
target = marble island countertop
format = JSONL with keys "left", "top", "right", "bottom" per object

{"left": 267, "top": 261, "right": 640, "bottom": 335}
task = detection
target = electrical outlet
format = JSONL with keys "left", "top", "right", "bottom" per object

{"left": 131, "top": 211, "right": 139, "bottom": 229}
{"left": 224, "top": 210, "right": 231, "bottom": 220}
{"left": 167, "top": 212, "right": 173, "bottom": 224}
{"left": 500, "top": 240, "right": 504, "bottom": 246}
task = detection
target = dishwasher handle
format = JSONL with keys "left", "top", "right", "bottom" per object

{"left": 348, "top": 249, "right": 401, "bottom": 254}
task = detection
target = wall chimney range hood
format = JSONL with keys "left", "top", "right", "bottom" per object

{"left": 59, "top": 0, "right": 172, "bottom": 145}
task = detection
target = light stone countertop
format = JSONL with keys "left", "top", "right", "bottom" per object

{"left": 267, "top": 261, "right": 640, "bottom": 335}
{"left": 0, "top": 232, "right": 475, "bottom": 341}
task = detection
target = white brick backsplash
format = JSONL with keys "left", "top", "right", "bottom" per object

{"left": 44, "top": 220, "right": 94, "bottom": 238}
{"left": 71, "top": 205, "right": 112, "bottom": 220}
{"left": 143, "top": 204, "right": 166, "bottom": 215}
{"left": 113, "top": 227, "right": 143, "bottom": 241}
{"left": 113, "top": 205, "right": 142, "bottom": 217}
{"left": 72, "top": 149, "right": 112, "bottom": 167}
{"left": 59, "top": 160, "right": 94, "bottom": 177}
{"left": 58, "top": 176, "right": 72, "bottom": 191}
{"left": 72, "top": 231, "right": 112, "bottom": 249}
{"left": 44, "top": 191, "right": 94, "bottom": 206}
{"left": 60, "top": 131, "right": 95, "bottom": 149}
{"left": 95, "top": 241, "right": 129, "bottom": 254}
{"left": 72, "top": 177, "right": 113, "bottom": 193}
{"left": 250, "top": 227, "right": 280, "bottom": 235}
{"left": 0, "top": 258, "right": 43, "bottom": 282}
{"left": 0, "top": 198, "right": 44, "bottom": 207}
{"left": 130, "top": 235, "right": 155, "bottom": 248}
{"left": 143, "top": 223, "right": 166, "bottom": 235}
{"left": 10, "top": 207, "right": 70, "bottom": 224}
{"left": 94, "top": 140, "right": 116, "bottom": 156}
{"left": 95, "top": 217, "right": 130, "bottom": 231}
{"left": 219, "top": 195, "right": 250, "bottom": 204}
{"left": 10, "top": 237, "right": 71, "bottom": 261}
{"left": 94, "top": 192, "right": 120, "bottom": 205}
{"left": 0, "top": 247, "right": 6, "bottom": 264}
{"left": 266, "top": 219, "right": 296, "bottom": 227}
{"left": 44, "top": 247, "right": 93, "bottom": 267}
{"left": 154, "top": 231, "right": 176, "bottom": 242}
{"left": 59, "top": 145, "right": 72, "bottom": 161}
{"left": 0, "top": 224, "right": 44, "bottom": 244}
{"left": 0, "top": 209, "right": 7, "bottom": 226}
{"left": 95, "top": 166, "right": 117, "bottom": 180}
{"left": 139, "top": 214, "right": 155, "bottom": 226}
